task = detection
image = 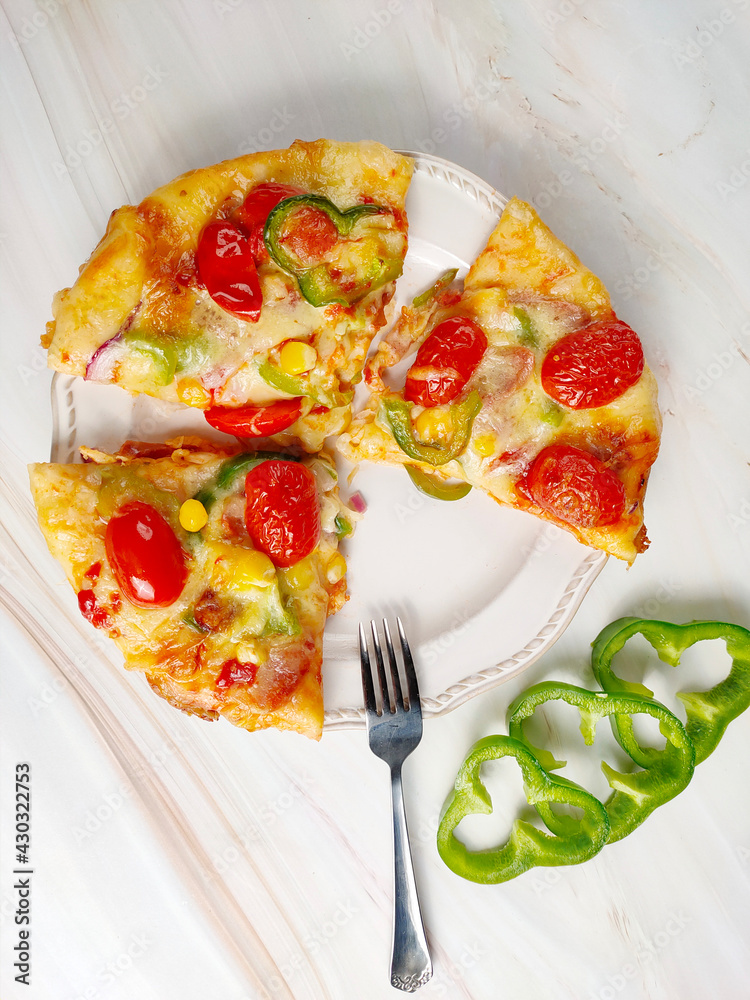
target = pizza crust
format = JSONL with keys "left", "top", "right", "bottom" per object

{"left": 338, "top": 199, "right": 661, "bottom": 564}
{"left": 29, "top": 439, "right": 354, "bottom": 740}
{"left": 45, "top": 140, "right": 413, "bottom": 452}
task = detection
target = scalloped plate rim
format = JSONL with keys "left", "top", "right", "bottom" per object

{"left": 49, "top": 150, "right": 607, "bottom": 734}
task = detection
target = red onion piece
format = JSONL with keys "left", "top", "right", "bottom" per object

{"left": 349, "top": 491, "right": 367, "bottom": 513}
{"left": 85, "top": 332, "right": 124, "bottom": 382}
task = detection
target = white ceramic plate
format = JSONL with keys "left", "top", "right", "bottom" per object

{"left": 50, "top": 152, "right": 606, "bottom": 729}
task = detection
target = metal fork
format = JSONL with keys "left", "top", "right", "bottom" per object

{"left": 359, "top": 617, "right": 432, "bottom": 992}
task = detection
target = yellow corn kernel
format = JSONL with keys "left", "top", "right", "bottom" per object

{"left": 279, "top": 341, "right": 317, "bottom": 376}
{"left": 414, "top": 406, "right": 453, "bottom": 444}
{"left": 229, "top": 549, "right": 277, "bottom": 590}
{"left": 179, "top": 498, "right": 208, "bottom": 532}
{"left": 473, "top": 432, "right": 497, "bottom": 457}
{"left": 325, "top": 551, "right": 347, "bottom": 585}
{"left": 236, "top": 638, "right": 268, "bottom": 666}
{"left": 282, "top": 555, "right": 317, "bottom": 591}
{"left": 177, "top": 378, "right": 212, "bottom": 408}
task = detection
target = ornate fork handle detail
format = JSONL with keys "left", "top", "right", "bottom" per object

{"left": 390, "top": 764, "right": 432, "bottom": 990}
{"left": 359, "top": 618, "right": 432, "bottom": 992}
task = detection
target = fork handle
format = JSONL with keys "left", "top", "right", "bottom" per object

{"left": 389, "top": 764, "right": 432, "bottom": 992}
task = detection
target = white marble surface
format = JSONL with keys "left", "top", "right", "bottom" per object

{"left": 2, "top": 1, "right": 750, "bottom": 998}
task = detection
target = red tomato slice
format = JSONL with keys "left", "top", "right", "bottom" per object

{"left": 233, "top": 182, "right": 305, "bottom": 260}
{"left": 278, "top": 205, "right": 339, "bottom": 265}
{"left": 244, "top": 461, "right": 321, "bottom": 568}
{"left": 404, "top": 316, "right": 488, "bottom": 407}
{"left": 541, "top": 319, "right": 644, "bottom": 409}
{"left": 216, "top": 659, "right": 258, "bottom": 689}
{"left": 105, "top": 501, "right": 188, "bottom": 608}
{"left": 196, "top": 221, "right": 263, "bottom": 322}
{"left": 522, "top": 445, "right": 625, "bottom": 528}
{"left": 77, "top": 589, "right": 114, "bottom": 630}
{"left": 204, "top": 398, "right": 304, "bottom": 437}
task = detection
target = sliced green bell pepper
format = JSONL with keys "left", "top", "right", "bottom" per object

{"left": 263, "top": 581, "right": 300, "bottom": 638}
{"left": 436, "top": 735, "right": 610, "bottom": 884}
{"left": 513, "top": 307, "right": 540, "bottom": 349}
{"left": 121, "top": 333, "right": 178, "bottom": 385}
{"left": 97, "top": 467, "right": 181, "bottom": 524}
{"left": 257, "top": 360, "right": 353, "bottom": 410}
{"left": 382, "top": 390, "right": 482, "bottom": 467}
{"left": 591, "top": 617, "right": 750, "bottom": 766}
{"left": 334, "top": 514, "right": 352, "bottom": 539}
{"left": 507, "top": 682, "right": 695, "bottom": 844}
{"left": 405, "top": 464, "right": 472, "bottom": 501}
{"left": 264, "top": 194, "right": 399, "bottom": 307}
{"left": 412, "top": 268, "right": 459, "bottom": 308}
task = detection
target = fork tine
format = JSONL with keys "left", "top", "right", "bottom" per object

{"left": 370, "top": 620, "right": 392, "bottom": 714}
{"left": 382, "top": 618, "right": 405, "bottom": 711}
{"left": 397, "top": 616, "right": 421, "bottom": 716}
{"left": 359, "top": 622, "right": 378, "bottom": 716}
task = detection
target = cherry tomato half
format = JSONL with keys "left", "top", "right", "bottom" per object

{"left": 233, "top": 182, "right": 304, "bottom": 260}
{"left": 522, "top": 445, "right": 625, "bottom": 528}
{"left": 541, "top": 319, "right": 644, "bottom": 409}
{"left": 204, "top": 398, "right": 304, "bottom": 437}
{"left": 105, "top": 501, "right": 188, "bottom": 608}
{"left": 278, "top": 205, "right": 339, "bottom": 265}
{"left": 244, "top": 460, "right": 320, "bottom": 568}
{"left": 196, "top": 220, "right": 263, "bottom": 322}
{"left": 404, "top": 316, "right": 488, "bottom": 407}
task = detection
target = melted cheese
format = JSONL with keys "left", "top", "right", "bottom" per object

{"left": 338, "top": 200, "right": 661, "bottom": 564}
{"left": 44, "top": 140, "right": 413, "bottom": 452}
{"left": 28, "top": 440, "right": 353, "bottom": 739}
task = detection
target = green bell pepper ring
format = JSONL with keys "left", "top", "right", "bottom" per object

{"left": 507, "top": 682, "right": 695, "bottom": 844}
{"left": 121, "top": 333, "right": 178, "bottom": 385}
{"left": 383, "top": 390, "right": 482, "bottom": 467}
{"left": 264, "top": 194, "right": 398, "bottom": 307}
{"left": 257, "top": 360, "right": 353, "bottom": 410}
{"left": 591, "top": 617, "right": 750, "bottom": 766}
{"left": 436, "top": 735, "right": 610, "bottom": 884}
{"left": 412, "top": 268, "right": 459, "bottom": 308}
{"left": 405, "top": 464, "right": 472, "bottom": 501}
{"left": 193, "top": 451, "right": 298, "bottom": 511}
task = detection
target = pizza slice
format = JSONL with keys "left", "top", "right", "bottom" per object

{"left": 28, "top": 439, "right": 359, "bottom": 739}
{"left": 337, "top": 197, "right": 661, "bottom": 563}
{"left": 43, "top": 140, "right": 413, "bottom": 452}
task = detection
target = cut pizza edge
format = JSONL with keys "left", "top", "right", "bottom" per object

{"left": 28, "top": 437, "right": 360, "bottom": 740}
{"left": 42, "top": 139, "right": 414, "bottom": 454}
{"left": 337, "top": 197, "right": 662, "bottom": 565}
